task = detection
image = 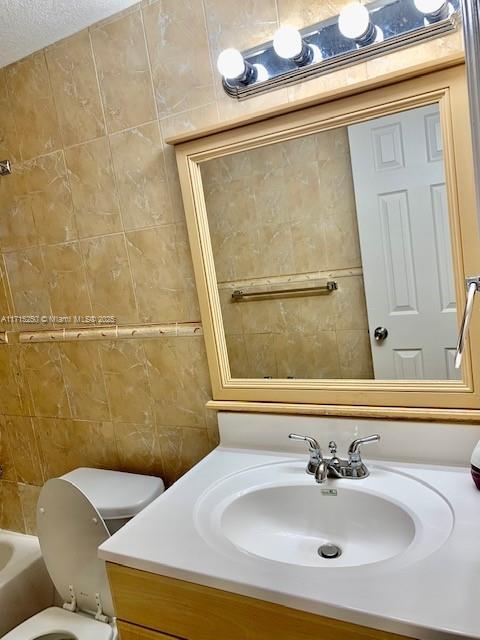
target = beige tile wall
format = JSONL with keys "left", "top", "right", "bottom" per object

{"left": 0, "top": 0, "right": 463, "bottom": 533}
{"left": 202, "top": 128, "right": 374, "bottom": 379}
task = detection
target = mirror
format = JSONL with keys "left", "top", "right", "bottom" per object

{"left": 201, "top": 102, "right": 460, "bottom": 381}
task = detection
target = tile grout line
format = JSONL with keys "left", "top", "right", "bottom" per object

{"left": 1, "top": 253, "right": 16, "bottom": 319}
{"left": 123, "top": 0, "right": 169, "bottom": 434}
{"left": 200, "top": 0, "right": 225, "bottom": 118}
{"left": 274, "top": 0, "right": 281, "bottom": 26}
{"left": 139, "top": 3, "right": 207, "bottom": 258}
{"left": 53, "top": 32, "right": 103, "bottom": 346}
{"left": 199, "top": 0, "right": 222, "bottom": 123}
{"left": 90, "top": 2, "right": 143, "bottom": 32}
{"left": 29, "top": 415, "right": 47, "bottom": 486}
{"left": 0, "top": 219, "right": 185, "bottom": 256}
{"left": 43, "top": 46, "right": 72, "bottom": 161}
{"left": 63, "top": 117, "right": 157, "bottom": 151}
{"left": 66, "top": 29, "right": 115, "bottom": 424}
{"left": 3, "top": 105, "right": 218, "bottom": 163}
{"left": 37, "top": 182, "right": 77, "bottom": 337}
{"left": 13, "top": 345, "right": 34, "bottom": 420}
{"left": 0, "top": 411, "right": 209, "bottom": 430}
{"left": 1, "top": 66, "right": 22, "bottom": 163}
{"left": 138, "top": 0, "right": 182, "bottom": 269}
{"left": 46, "top": 336, "right": 74, "bottom": 423}
{"left": 58, "top": 32, "right": 103, "bottom": 325}
{"left": 41, "top": 46, "right": 84, "bottom": 258}
{"left": 139, "top": 5, "right": 160, "bottom": 123}
{"left": 87, "top": 15, "right": 145, "bottom": 329}
{"left": 87, "top": 23, "right": 110, "bottom": 141}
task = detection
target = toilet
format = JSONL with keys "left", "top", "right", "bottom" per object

{"left": 4, "top": 467, "right": 164, "bottom": 640}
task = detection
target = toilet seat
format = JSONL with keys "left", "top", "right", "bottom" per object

{"left": 3, "top": 479, "right": 117, "bottom": 639}
{"left": 1, "top": 607, "right": 115, "bottom": 640}
{"left": 36, "top": 478, "right": 114, "bottom": 620}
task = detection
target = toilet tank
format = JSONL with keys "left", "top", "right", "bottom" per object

{"left": 61, "top": 468, "right": 165, "bottom": 534}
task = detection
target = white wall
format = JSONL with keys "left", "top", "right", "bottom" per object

{"left": 218, "top": 412, "right": 480, "bottom": 466}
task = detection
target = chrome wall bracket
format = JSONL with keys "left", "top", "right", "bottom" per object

{"left": 465, "top": 276, "right": 480, "bottom": 291}
{"left": 0, "top": 160, "right": 11, "bottom": 176}
{"left": 221, "top": 0, "right": 460, "bottom": 100}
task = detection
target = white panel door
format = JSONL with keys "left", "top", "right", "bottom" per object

{"left": 348, "top": 104, "right": 459, "bottom": 380}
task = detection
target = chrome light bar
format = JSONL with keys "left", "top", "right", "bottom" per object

{"left": 219, "top": 0, "right": 460, "bottom": 100}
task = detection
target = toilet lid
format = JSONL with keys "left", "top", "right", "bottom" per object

{"left": 62, "top": 467, "right": 164, "bottom": 520}
{"left": 37, "top": 479, "right": 114, "bottom": 619}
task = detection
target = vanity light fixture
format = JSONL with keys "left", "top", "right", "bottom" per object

{"left": 216, "top": 48, "right": 257, "bottom": 86}
{"left": 414, "top": 0, "right": 451, "bottom": 22}
{"left": 273, "top": 26, "right": 314, "bottom": 65}
{"left": 338, "top": 2, "right": 379, "bottom": 46}
{"left": 218, "top": 0, "right": 460, "bottom": 100}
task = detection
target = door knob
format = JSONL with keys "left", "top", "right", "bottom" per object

{"left": 374, "top": 327, "right": 388, "bottom": 342}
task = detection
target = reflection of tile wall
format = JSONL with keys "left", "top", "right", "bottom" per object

{"left": 220, "top": 275, "right": 374, "bottom": 379}
{"left": 203, "top": 129, "right": 374, "bottom": 379}
{"left": 0, "top": 0, "right": 463, "bottom": 532}
{"left": 204, "top": 130, "right": 362, "bottom": 282}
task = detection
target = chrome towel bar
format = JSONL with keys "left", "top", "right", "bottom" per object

{"left": 231, "top": 279, "right": 338, "bottom": 302}
{"left": 455, "top": 276, "right": 480, "bottom": 369}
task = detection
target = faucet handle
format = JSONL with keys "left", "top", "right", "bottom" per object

{"left": 347, "top": 434, "right": 380, "bottom": 461}
{"left": 288, "top": 433, "right": 322, "bottom": 475}
{"left": 288, "top": 433, "right": 321, "bottom": 452}
{"left": 344, "top": 434, "right": 380, "bottom": 479}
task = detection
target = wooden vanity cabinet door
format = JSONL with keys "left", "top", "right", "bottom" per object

{"left": 108, "top": 563, "right": 415, "bottom": 640}
{"left": 117, "top": 620, "right": 183, "bottom": 640}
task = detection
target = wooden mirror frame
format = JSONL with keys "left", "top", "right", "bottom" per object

{"left": 169, "top": 62, "right": 480, "bottom": 423}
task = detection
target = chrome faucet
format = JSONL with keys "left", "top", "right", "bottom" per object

{"left": 288, "top": 432, "right": 380, "bottom": 483}
{"left": 346, "top": 435, "right": 381, "bottom": 478}
{"left": 288, "top": 434, "right": 323, "bottom": 475}
{"left": 314, "top": 458, "right": 330, "bottom": 484}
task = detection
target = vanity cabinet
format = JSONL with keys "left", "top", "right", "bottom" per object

{"left": 117, "top": 622, "right": 180, "bottom": 640}
{"left": 108, "top": 563, "right": 415, "bottom": 640}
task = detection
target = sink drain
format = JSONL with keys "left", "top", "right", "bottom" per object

{"left": 318, "top": 542, "right": 342, "bottom": 559}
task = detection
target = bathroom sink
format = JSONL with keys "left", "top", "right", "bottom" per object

{"left": 219, "top": 484, "right": 415, "bottom": 567}
{"left": 194, "top": 460, "right": 453, "bottom": 568}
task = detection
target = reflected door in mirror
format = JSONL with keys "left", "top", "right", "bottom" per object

{"left": 348, "top": 104, "right": 459, "bottom": 380}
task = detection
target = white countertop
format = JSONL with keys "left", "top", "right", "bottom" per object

{"left": 99, "top": 446, "right": 480, "bottom": 640}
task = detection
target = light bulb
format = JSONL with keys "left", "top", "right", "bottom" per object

{"left": 338, "top": 2, "right": 371, "bottom": 40}
{"left": 253, "top": 64, "right": 269, "bottom": 82}
{"left": 273, "top": 26, "right": 303, "bottom": 59}
{"left": 414, "top": 0, "right": 447, "bottom": 13}
{"left": 216, "top": 48, "right": 246, "bottom": 80}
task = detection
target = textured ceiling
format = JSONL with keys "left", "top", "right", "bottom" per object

{"left": 0, "top": 0, "right": 142, "bottom": 68}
